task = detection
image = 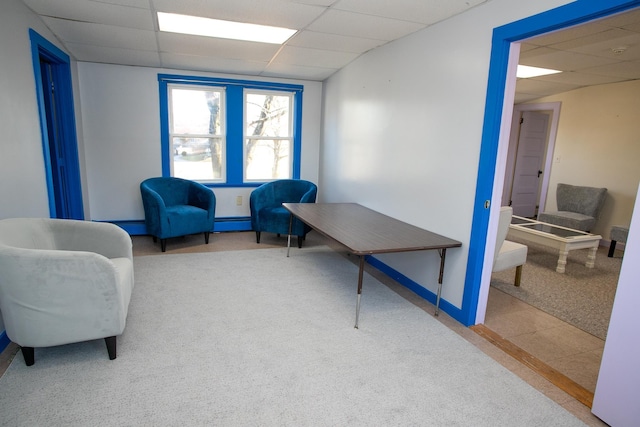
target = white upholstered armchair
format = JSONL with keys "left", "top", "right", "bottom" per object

{"left": 0, "top": 218, "right": 134, "bottom": 366}
{"left": 493, "top": 207, "right": 528, "bottom": 286}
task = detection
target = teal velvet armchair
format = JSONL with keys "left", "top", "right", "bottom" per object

{"left": 140, "top": 177, "right": 216, "bottom": 252}
{"left": 250, "top": 179, "right": 317, "bottom": 248}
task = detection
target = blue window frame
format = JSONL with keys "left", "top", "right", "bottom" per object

{"left": 158, "top": 74, "right": 303, "bottom": 187}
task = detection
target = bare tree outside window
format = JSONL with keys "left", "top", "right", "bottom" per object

{"left": 245, "top": 92, "right": 293, "bottom": 181}
{"left": 169, "top": 86, "right": 225, "bottom": 181}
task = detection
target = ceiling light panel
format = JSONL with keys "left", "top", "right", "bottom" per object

{"left": 158, "top": 12, "right": 297, "bottom": 44}
{"left": 516, "top": 65, "right": 562, "bottom": 78}
{"left": 152, "top": 0, "right": 324, "bottom": 30}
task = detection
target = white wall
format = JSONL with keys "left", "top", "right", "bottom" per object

{"left": 527, "top": 79, "right": 640, "bottom": 238}
{"left": 320, "top": 0, "right": 572, "bottom": 309}
{"left": 77, "top": 62, "right": 323, "bottom": 221}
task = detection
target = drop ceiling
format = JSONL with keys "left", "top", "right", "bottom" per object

{"left": 20, "top": 0, "right": 488, "bottom": 81}
{"left": 19, "top": 1, "right": 640, "bottom": 101}
{"left": 516, "top": 7, "right": 640, "bottom": 103}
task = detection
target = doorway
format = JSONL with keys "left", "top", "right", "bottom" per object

{"left": 29, "top": 30, "right": 84, "bottom": 219}
{"left": 467, "top": 0, "right": 640, "bottom": 421}
{"left": 502, "top": 102, "right": 561, "bottom": 217}
{"left": 469, "top": 0, "right": 639, "bottom": 330}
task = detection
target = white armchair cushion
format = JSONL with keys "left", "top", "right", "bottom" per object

{"left": 493, "top": 240, "right": 528, "bottom": 273}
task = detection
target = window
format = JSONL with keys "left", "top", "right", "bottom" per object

{"left": 159, "top": 75, "right": 303, "bottom": 186}
{"left": 169, "top": 85, "right": 225, "bottom": 182}
{"left": 245, "top": 90, "right": 293, "bottom": 181}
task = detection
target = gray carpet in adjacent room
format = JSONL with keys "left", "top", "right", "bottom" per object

{"left": 491, "top": 239, "right": 621, "bottom": 340}
{"left": 0, "top": 246, "right": 586, "bottom": 426}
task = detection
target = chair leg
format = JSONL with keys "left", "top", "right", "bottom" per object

{"left": 105, "top": 336, "right": 117, "bottom": 360}
{"left": 21, "top": 346, "right": 35, "bottom": 366}
{"left": 297, "top": 235, "right": 303, "bottom": 248}
{"left": 204, "top": 231, "right": 210, "bottom": 244}
{"left": 161, "top": 239, "right": 167, "bottom": 252}
{"left": 256, "top": 231, "right": 261, "bottom": 244}
{"left": 608, "top": 240, "right": 617, "bottom": 257}
{"left": 514, "top": 265, "right": 523, "bottom": 287}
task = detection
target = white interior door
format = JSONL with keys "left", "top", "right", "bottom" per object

{"left": 510, "top": 111, "right": 549, "bottom": 217}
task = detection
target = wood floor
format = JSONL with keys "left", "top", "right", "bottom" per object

{"left": 0, "top": 230, "right": 608, "bottom": 426}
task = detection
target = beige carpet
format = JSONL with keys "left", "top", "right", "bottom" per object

{"left": 491, "top": 238, "right": 621, "bottom": 340}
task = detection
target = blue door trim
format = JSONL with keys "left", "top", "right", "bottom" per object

{"left": 463, "top": 0, "right": 640, "bottom": 326}
{"left": 29, "top": 29, "right": 84, "bottom": 219}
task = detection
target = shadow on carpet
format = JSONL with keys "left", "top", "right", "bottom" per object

{"left": 491, "top": 239, "right": 621, "bottom": 340}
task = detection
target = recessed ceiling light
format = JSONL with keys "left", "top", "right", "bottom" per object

{"left": 516, "top": 65, "right": 562, "bottom": 78}
{"left": 157, "top": 12, "right": 297, "bottom": 44}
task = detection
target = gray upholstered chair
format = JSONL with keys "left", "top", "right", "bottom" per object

{"left": 493, "top": 207, "right": 528, "bottom": 286}
{"left": 0, "top": 218, "right": 134, "bottom": 366}
{"left": 537, "top": 183, "right": 607, "bottom": 232}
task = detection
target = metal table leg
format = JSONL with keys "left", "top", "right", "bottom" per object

{"left": 434, "top": 248, "right": 447, "bottom": 316}
{"left": 286, "top": 214, "right": 293, "bottom": 257}
{"left": 355, "top": 255, "right": 365, "bottom": 329}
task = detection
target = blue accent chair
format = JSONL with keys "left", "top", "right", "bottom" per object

{"left": 140, "top": 177, "right": 216, "bottom": 252}
{"left": 250, "top": 179, "right": 317, "bottom": 248}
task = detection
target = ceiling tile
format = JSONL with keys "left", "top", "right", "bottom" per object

{"left": 584, "top": 60, "right": 640, "bottom": 79}
{"left": 520, "top": 47, "right": 618, "bottom": 71}
{"left": 551, "top": 28, "right": 639, "bottom": 53}
{"left": 522, "top": 23, "right": 611, "bottom": 47}
{"left": 307, "top": 9, "right": 423, "bottom": 41}
{"left": 592, "top": 7, "right": 640, "bottom": 28}
{"left": 262, "top": 62, "right": 337, "bottom": 80}
{"left": 160, "top": 53, "right": 268, "bottom": 76}
{"left": 92, "top": 0, "right": 150, "bottom": 7}
{"left": 287, "top": 30, "right": 384, "bottom": 53}
{"left": 272, "top": 45, "right": 359, "bottom": 68}
{"left": 42, "top": 17, "right": 157, "bottom": 51}
{"left": 515, "top": 78, "right": 580, "bottom": 98}
{"left": 158, "top": 33, "right": 280, "bottom": 62}
{"left": 23, "top": 0, "right": 154, "bottom": 30}
{"left": 333, "top": 0, "right": 487, "bottom": 25}
{"left": 66, "top": 43, "right": 161, "bottom": 67}
{"left": 288, "top": 0, "right": 337, "bottom": 6}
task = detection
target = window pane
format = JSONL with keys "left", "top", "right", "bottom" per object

{"left": 169, "top": 85, "right": 225, "bottom": 182}
{"left": 246, "top": 93, "right": 290, "bottom": 137}
{"left": 245, "top": 139, "right": 290, "bottom": 180}
{"left": 171, "top": 88, "right": 222, "bottom": 135}
{"left": 173, "top": 137, "right": 223, "bottom": 180}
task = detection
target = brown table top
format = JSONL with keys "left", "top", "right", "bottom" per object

{"left": 283, "top": 203, "right": 461, "bottom": 256}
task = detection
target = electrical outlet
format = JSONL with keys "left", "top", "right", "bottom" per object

{"left": 236, "top": 196, "right": 243, "bottom": 206}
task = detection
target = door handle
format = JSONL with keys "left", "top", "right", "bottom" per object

{"left": 538, "top": 170, "right": 543, "bottom": 178}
